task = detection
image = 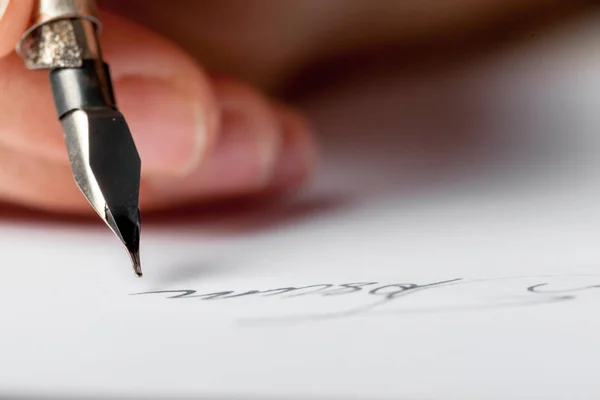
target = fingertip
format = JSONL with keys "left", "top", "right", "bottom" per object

{"left": 139, "top": 78, "right": 284, "bottom": 209}
{"left": 269, "top": 104, "right": 318, "bottom": 190}
{"left": 0, "top": 0, "right": 33, "bottom": 58}
{"left": 211, "top": 77, "right": 283, "bottom": 181}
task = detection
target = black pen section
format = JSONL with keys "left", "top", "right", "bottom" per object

{"left": 49, "top": 59, "right": 117, "bottom": 118}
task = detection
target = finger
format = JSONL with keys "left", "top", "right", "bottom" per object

{"left": 0, "top": 0, "right": 33, "bottom": 58}
{"left": 0, "top": 10, "right": 219, "bottom": 178}
{"left": 140, "top": 79, "right": 316, "bottom": 210}
{"left": 0, "top": 142, "right": 87, "bottom": 213}
{"left": 0, "top": 78, "right": 317, "bottom": 214}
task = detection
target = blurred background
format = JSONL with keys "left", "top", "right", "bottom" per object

{"left": 99, "top": 0, "right": 600, "bottom": 204}
{"left": 102, "top": 0, "right": 597, "bottom": 94}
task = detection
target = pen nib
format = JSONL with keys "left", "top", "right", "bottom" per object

{"left": 60, "top": 107, "right": 143, "bottom": 277}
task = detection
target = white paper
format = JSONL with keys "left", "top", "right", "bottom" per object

{"left": 2, "top": 13, "right": 600, "bottom": 400}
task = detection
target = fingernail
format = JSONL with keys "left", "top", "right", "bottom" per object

{"left": 270, "top": 109, "right": 317, "bottom": 189}
{"left": 145, "top": 100, "right": 279, "bottom": 199}
{"left": 0, "top": 1, "right": 8, "bottom": 21}
{"left": 116, "top": 77, "right": 206, "bottom": 176}
{"left": 194, "top": 103, "right": 276, "bottom": 193}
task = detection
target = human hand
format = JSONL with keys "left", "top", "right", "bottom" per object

{"left": 0, "top": 0, "right": 316, "bottom": 215}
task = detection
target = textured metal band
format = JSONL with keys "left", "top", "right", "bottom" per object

{"left": 16, "top": 0, "right": 102, "bottom": 70}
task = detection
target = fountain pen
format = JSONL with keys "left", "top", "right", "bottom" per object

{"left": 16, "top": 0, "right": 143, "bottom": 276}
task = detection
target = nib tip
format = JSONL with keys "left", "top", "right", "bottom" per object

{"left": 129, "top": 249, "right": 143, "bottom": 277}
{"left": 107, "top": 210, "right": 143, "bottom": 278}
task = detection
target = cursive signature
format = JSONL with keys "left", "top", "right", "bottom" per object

{"left": 131, "top": 274, "right": 600, "bottom": 325}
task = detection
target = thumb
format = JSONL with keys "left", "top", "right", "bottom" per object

{"left": 0, "top": 0, "right": 33, "bottom": 58}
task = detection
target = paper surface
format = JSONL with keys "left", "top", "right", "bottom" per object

{"left": 2, "top": 14, "right": 600, "bottom": 400}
